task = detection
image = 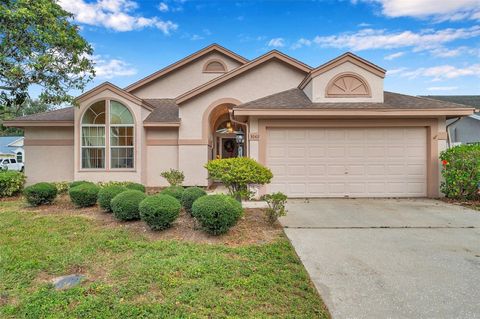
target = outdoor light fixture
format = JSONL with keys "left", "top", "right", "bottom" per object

{"left": 236, "top": 129, "right": 245, "bottom": 157}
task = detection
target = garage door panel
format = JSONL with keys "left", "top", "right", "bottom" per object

{"left": 266, "top": 127, "right": 427, "bottom": 198}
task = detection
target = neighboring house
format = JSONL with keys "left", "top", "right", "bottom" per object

{"left": 5, "top": 44, "right": 475, "bottom": 198}
{"left": 420, "top": 96, "right": 480, "bottom": 146}
{"left": 0, "top": 136, "right": 24, "bottom": 163}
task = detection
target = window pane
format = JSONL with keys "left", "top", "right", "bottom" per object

{"left": 16, "top": 152, "right": 22, "bottom": 163}
{"left": 110, "top": 101, "right": 133, "bottom": 125}
{"left": 82, "top": 127, "right": 105, "bottom": 146}
{"left": 111, "top": 147, "right": 134, "bottom": 168}
{"left": 110, "top": 126, "right": 134, "bottom": 146}
{"left": 82, "top": 101, "right": 106, "bottom": 124}
{"left": 82, "top": 148, "right": 105, "bottom": 169}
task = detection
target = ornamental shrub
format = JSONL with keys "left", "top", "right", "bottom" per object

{"left": 261, "top": 192, "right": 288, "bottom": 224}
{"left": 97, "top": 185, "right": 127, "bottom": 212}
{"left": 205, "top": 157, "right": 273, "bottom": 200}
{"left": 23, "top": 182, "right": 57, "bottom": 206}
{"left": 0, "top": 171, "right": 25, "bottom": 197}
{"left": 69, "top": 180, "right": 93, "bottom": 189}
{"left": 69, "top": 183, "right": 100, "bottom": 207}
{"left": 52, "top": 181, "right": 69, "bottom": 194}
{"left": 160, "top": 186, "right": 184, "bottom": 201}
{"left": 160, "top": 169, "right": 185, "bottom": 186}
{"left": 192, "top": 194, "right": 243, "bottom": 235}
{"left": 440, "top": 144, "right": 480, "bottom": 200}
{"left": 181, "top": 186, "right": 207, "bottom": 214}
{"left": 111, "top": 190, "right": 147, "bottom": 221}
{"left": 139, "top": 194, "right": 181, "bottom": 230}
{"left": 125, "top": 182, "right": 146, "bottom": 193}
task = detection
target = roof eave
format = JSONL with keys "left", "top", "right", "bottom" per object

{"left": 143, "top": 121, "right": 181, "bottom": 127}
{"left": 3, "top": 120, "right": 74, "bottom": 128}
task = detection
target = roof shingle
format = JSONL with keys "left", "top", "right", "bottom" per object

{"left": 143, "top": 99, "right": 179, "bottom": 123}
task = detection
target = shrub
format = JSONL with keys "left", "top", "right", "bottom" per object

{"left": 139, "top": 194, "right": 181, "bottom": 230}
{"left": 69, "top": 180, "right": 93, "bottom": 189}
{"left": 181, "top": 186, "right": 207, "bottom": 214}
{"left": 69, "top": 183, "right": 100, "bottom": 207}
{"left": 160, "top": 186, "right": 184, "bottom": 201}
{"left": 0, "top": 171, "right": 25, "bottom": 197}
{"left": 440, "top": 144, "right": 480, "bottom": 200}
{"left": 160, "top": 169, "right": 185, "bottom": 186}
{"left": 125, "top": 182, "right": 146, "bottom": 193}
{"left": 97, "top": 181, "right": 131, "bottom": 188}
{"left": 261, "top": 192, "right": 288, "bottom": 224}
{"left": 111, "top": 190, "right": 147, "bottom": 221}
{"left": 192, "top": 194, "right": 243, "bottom": 235}
{"left": 205, "top": 158, "right": 273, "bottom": 200}
{"left": 52, "top": 181, "right": 69, "bottom": 194}
{"left": 23, "top": 182, "right": 57, "bottom": 206}
{"left": 97, "top": 185, "right": 127, "bottom": 212}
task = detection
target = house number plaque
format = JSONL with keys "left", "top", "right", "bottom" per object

{"left": 250, "top": 132, "right": 260, "bottom": 141}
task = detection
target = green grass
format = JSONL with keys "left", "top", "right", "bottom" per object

{"left": 0, "top": 200, "right": 328, "bottom": 318}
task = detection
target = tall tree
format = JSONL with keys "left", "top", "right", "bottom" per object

{"left": 0, "top": 98, "right": 53, "bottom": 135}
{"left": 0, "top": 0, "right": 95, "bottom": 114}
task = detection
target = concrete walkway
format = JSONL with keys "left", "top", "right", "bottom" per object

{"left": 281, "top": 199, "right": 480, "bottom": 319}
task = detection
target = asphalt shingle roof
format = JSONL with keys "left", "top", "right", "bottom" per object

{"left": 11, "top": 107, "right": 75, "bottom": 121}
{"left": 419, "top": 95, "right": 480, "bottom": 108}
{"left": 143, "top": 99, "right": 180, "bottom": 123}
{"left": 235, "top": 88, "right": 475, "bottom": 109}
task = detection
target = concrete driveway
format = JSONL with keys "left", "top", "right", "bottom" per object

{"left": 281, "top": 199, "right": 480, "bottom": 319}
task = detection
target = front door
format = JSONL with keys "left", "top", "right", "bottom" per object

{"left": 221, "top": 137, "right": 238, "bottom": 158}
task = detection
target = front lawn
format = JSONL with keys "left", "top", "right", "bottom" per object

{"left": 0, "top": 199, "right": 329, "bottom": 318}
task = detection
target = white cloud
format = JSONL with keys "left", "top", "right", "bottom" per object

{"left": 291, "top": 38, "right": 312, "bottom": 50}
{"left": 384, "top": 51, "right": 405, "bottom": 60}
{"left": 93, "top": 56, "right": 137, "bottom": 78}
{"left": 427, "top": 86, "right": 459, "bottom": 91}
{"left": 358, "top": 22, "right": 371, "bottom": 27}
{"left": 190, "top": 34, "right": 204, "bottom": 41}
{"left": 390, "top": 64, "right": 480, "bottom": 81}
{"left": 158, "top": 2, "right": 169, "bottom": 12}
{"left": 267, "top": 38, "right": 285, "bottom": 48}
{"left": 386, "top": 67, "right": 408, "bottom": 75}
{"left": 311, "top": 26, "right": 480, "bottom": 51}
{"left": 358, "top": 0, "right": 480, "bottom": 21}
{"left": 58, "top": 0, "right": 178, "bottom": 33}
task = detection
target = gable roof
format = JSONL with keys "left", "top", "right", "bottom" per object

{"left": 176, "top": 50, "right": 312, "bottom": 104}
{"left": 0, "top": 136, "right": 23, "bottom": 155}
{"left": 234, "top": 88, "right": 476, "bottom": 110}
{"left": 299, "top": 52, "right": 386, "bottom": 89}
{"left": 125, "top": 44, "right": 249, "bottom": 93}
{"left": 76, "top": 82, "right": 154, "bottom": 111}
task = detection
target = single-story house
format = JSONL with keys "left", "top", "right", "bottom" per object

{"left": 5, "top": 44, "right": 477, "bottom": 198}
{"left": 0, "top": 136, "right": 24, "bottom": 163}
{"left": 420, "top": 96, "right": 480, "bottom": 146}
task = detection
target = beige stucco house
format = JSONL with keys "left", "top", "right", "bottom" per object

{"left": 5, "top": 44, "right": 476, "bottom": 198}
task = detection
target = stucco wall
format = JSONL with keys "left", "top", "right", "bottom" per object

{"left": 309, "top": 61, "right": 384, "bottom": 103}
{"left": 74, "top": 89, "right": 149, "bottom": 184}
{"left": 24, "top": 127, "right": 74, "bottom": 184}
{"left": 145, "top": 128, "right": 179, "bottom": 186}
{"left": 131, "top": 52, "right": 243, "bottom": 99}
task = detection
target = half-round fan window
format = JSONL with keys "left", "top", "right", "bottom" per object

{"left": 203, "top": 60, "right": 227, "bottom": 73}
{"left": 326, "top": 73, "right": 371, "bottom": 97}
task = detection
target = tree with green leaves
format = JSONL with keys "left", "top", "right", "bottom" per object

{"left": 0, "top": 99, "right": 53, "bottom": 135}
{"left": 0, "top": 0, "right": 95, "bottom": 115}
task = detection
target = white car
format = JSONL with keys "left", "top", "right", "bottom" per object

{"left": 0, "top": 158, "right": 24, "bottom": 172}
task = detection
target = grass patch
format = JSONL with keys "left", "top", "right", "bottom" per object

{"left": 0, "top": 200, "right": 328, "bottom": 318}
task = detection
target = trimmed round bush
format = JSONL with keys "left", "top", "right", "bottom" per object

{"left": 111, "top": 190, "right": 147, "bottom": 221}
{"left": 181, "top": 186, "right": 207, "bottom": 214}
{"left": 125, "top": 182, "right": 146, "bottom": 193}
{"left": 24, "top": 182, "right": 57, "bottom": 206}
{"left": 98, "top": 185, "right": 127, "bottom": 212}
{"left": 192, "top": 194, "right": 243, "bottom": 235}
{"left": 160, "top": 186, "right": 184, "bottom": 201}
{"left": 69, "top": 180, "right": 93, "bottom": 189}
{"left": 139, "top": 194, "right": 181, "bottom": 230}
{"left": 69, "top": 183, "right": 100, "bottom": 207}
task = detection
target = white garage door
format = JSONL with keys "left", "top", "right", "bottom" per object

{"left": 266, "top": 127, "right": 427, "bottom": 197}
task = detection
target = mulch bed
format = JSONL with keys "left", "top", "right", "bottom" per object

{"left": 20, "top": 195, "right": 283, "bottom": 247}
{"left": 440, "top": 197, "right": 480, "bottom": 211}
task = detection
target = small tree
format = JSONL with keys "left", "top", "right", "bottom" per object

{"left": 440, "top": 144, "right": 480, "bottom": 200}
{"left": 205, "top": 157, "right": 273, "bottom": 200}
{"left": 160, "top": 169, "right": 185, "bottom": 186}
{"left": 261, "top": 192, "right": 288, "bottom": 224}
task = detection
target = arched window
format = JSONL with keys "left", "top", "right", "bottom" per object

{"left": 203, "top": 59, "right": 227, "bottom": 73}
{"left": 81, "top": 100, "right": 134, "bottom": 169}
{"left": 16, "top": 151, "right": 23, "bottom": 163}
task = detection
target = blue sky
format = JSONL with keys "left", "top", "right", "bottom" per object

{"left": 58, "top": 0, "right": 480, "bottom": 96}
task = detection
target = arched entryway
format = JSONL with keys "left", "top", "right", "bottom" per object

{"left": 206, "top": 101, "right": 247, "bottom": 160}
